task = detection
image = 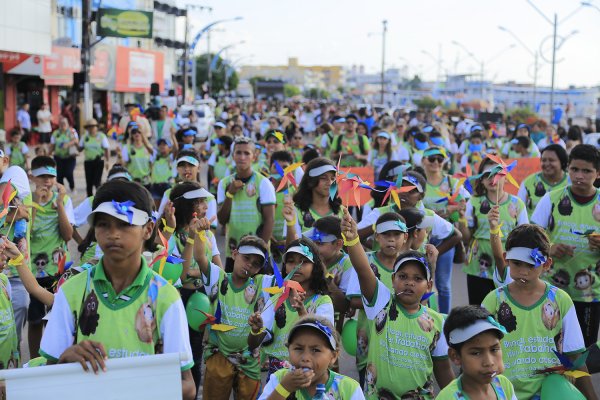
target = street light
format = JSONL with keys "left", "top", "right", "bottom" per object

{"left": 524, "top": 0, "right": 586, "bottom": 122}
{"left": 421, "top": 48, "right": 443, "bottom": 92}
{"left": 208, "top": 41, "right": 245, "bottom": 94}
{"left": 185, "top": 16, "right": 243, "bottom": 99}
{"left": 582, "top": 1, "right": 600, "bottom": 13}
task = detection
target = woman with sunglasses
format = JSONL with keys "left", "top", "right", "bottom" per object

{"left": 421, "top": 147, "right": 470, "bottom": 314}
{"left": 121, "top": 123, "right": 154, "bottom": 188}
{"left": 458, "top": 155, "right": 528, "bottom": 305}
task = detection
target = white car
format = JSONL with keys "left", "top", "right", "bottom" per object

{"left": 178, "top": 101, "right": 215, "bottom": 141}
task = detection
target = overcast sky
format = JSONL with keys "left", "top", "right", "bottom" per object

{"left": 179, "top": 0, "right": 600, "bottom": 88}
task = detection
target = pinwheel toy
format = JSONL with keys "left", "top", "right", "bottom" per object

{"left": 435, "top": 187, "right": 464, "bottom": 222}
{"left": 274, "top": 160, "right": 304, "bottom": 192}
{"left": 196, "top": 301, "right": 236, "bottom": 332}
{"left": 263, "top": 259, "right": 306, "bottom": 311}
{"left": 336, "top": 171, "right": 373, "bottom": 207}
{"left": 535, "top": 349, "right": 590, "bottom": 379}
{"left": 484, "top": 154, "right": 519, "bottom": 189}
{"left": 150, "top": 227, "right": 185, "bottom": 283}
{"left": 56, "top": 253, "right": 73, "bottom": 276}
{"left": 0, "top": 180, "right": 16, "bottom": 220}
{"left": 372, "top": 180, "right": 416, "bottom": 210}
{"left": 453, "top": 164, "right": 474, "bottom": 194}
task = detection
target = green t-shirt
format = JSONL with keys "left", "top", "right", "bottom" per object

{"left": 295, "top": 206, "right": 344, "bottom": 233}
{"left": 436, "top": 374, "right": 516, "bottom": 400}
{"left": 219, "top": 172, "right": 276, "bottom": 257}
{"left": 151, "top": 155, "right": 173, "bottom": 184}
{"left": 519, "top": 172, "right": 568, "bottom": 218}
{"left": 263, "top": 368, "right": 363, "bottom": 400}
{"left": 126, "top": 144, "right": 152, "bottom": 184}
{"left": 531, "top": 187, "right": 600, "bottom": 302}
{"left": 263, "top": 293, "right": 333, "bottom": 361}
{"left": 8, "top": 142, "right": 26, "bottom": 168}
{"left": 464, "top": 194, "right": 527, "bottom": 279}
{"left": 31, "top": 193, "right": 71, "bottom": 277}
{"left": 482, "top": 283, "right": 585, "bottom": 399}
{"left": 0, "top": 274, "right": 19, "bottom": 369}
{"left": 423, "top": 175, "right": 463, "bottom": 214}
{"left": 363, "top": 280, "right": 448, "bottom": 399}
{"left": 52, "top": 129, "right": 75, "bottom": 158}
{"left": 39, "top": 257, "right": 194, "bottom": 371}
{"left": 170, "top": 230, "right": 216, "bottom": 286}
{"left": 331, "top": 134, "right": 370, "bottom": 167}
{"left": 202, "top": 263, "right": 274, "bottom": 380}
{"left": 81, "top": 133, "right": 107, "bottom": 161}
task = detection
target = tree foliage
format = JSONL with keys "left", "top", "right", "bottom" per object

{"left": 195, "top": 53, "right": 239, "bottom": 94}
{"left": 284, "top": 84, "right": 302, "bottom": 98}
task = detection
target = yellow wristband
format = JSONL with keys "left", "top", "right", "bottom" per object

{"left": 285, "top": 218, "right": 297, "bottom": 227}
{"left": 250, "top": 327, "right": 266, "bottom": 336}
{"left": 196, "top": 230, "right": 207, "bottom": 242}
{"left": 341, "top": 233, "right": 360, "bottom": 247}
{"left": 161, "top": 218, "right": 175, "bottom": 233}
{"left": 489, "top": 223, "right": 504, "bottom": 237}
{"left": 7, "top": 254, "right": 24, "bottom": 266}
{"left": 275, "top": 383, "right": 290, "bottom": 398}
{"left": 186, "top": 237, "right": 195, "bottom": 245}
{"left": 226, "top": 191, "right": 234, "bottom": 199}
{"left": 458, "top": 218, "right": 468, "bottom": 225}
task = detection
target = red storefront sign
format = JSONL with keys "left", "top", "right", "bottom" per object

{"left": 42, "top": 46, "right": 81, "bottom": 86}
{"left": 0, "top": 51, "right": 42, "bottom": 75}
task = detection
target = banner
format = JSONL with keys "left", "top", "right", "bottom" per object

{"left": 0, "top": 353, "right": 184, "bottom": 400}
{"left": 98, "top": 8, "right": 153, "bottom": 39}
{"left": 338, "top": 166, "right": 375, "bottom": 207}
{"left": 42, "top": 46, "right": 81, "bottom": 86}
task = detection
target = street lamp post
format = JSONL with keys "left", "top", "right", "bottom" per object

{"left": 208, "top": 41, "right": 245, "bottom": 95}
{"left": 380, "top": 20, "right": 388, "bottom": 104}
{"left": 525, "top": 0, "right": 586, "bottom": 122}
{"left": 186, "top": 17, "right": 243, "bottom": 99}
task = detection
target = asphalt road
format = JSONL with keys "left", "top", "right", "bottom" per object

{"left": 19, "top": 153, "right": 600, "bottom": 398}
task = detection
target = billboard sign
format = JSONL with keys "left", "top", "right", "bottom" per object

{"left": 97, "top": 8, "right": 153, "bottom": 38}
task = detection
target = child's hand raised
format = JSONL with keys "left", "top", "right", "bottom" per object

{"left": 56, "top": 183, "right": 67, "bottom": 202}
{"left": 0, "top": 237, "right": 22, "bottom": 261}
{"left": 163, "top": 201, "right": 176, "bottom": 230}
{"left": 488, "top": 205, "right": 500, "bottom": 231}
{"left": 289, "top": 288, "right": 307, "bottom": 316}
{"left": 340, "top": 206, "right": 358, "bottom": 242}
{"left": 282, "top": 198, "right": 296, "bottom": 223}
{"left": 248, "top": 311, "right": 263, "bottom": 334}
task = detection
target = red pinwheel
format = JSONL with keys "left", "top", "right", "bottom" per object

{"left": 485, "top": 154, "right": 519, "bottom": 189}
{"left": 0, "top": 180, "right": 16, "bottom": 220}
{"left": 197, "top": 302, "right": 236, "bottom": 332}
{"left": 150, "top": 229, "right": 185, "bottom": 277}
{"left": 263, "top": 259, "right": 306, "bottom": 311}
{"left": 373, "top": 180, "right": 416, "bottom": 209}
{"left": 56, "top": 253, "right": 73, "bottom": 276}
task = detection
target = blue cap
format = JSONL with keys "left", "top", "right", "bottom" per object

{"left": 470, "top": 124, "right": 483, "bottom": 133}
{"left": 183, "top": 129, "right": 196, "bottom": 136}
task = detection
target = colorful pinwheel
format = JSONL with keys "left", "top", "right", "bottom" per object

{"left": 453, "top": 164, "right": 474, "bottom": 194}
{"left": 372, "top": 180, "right": 416, "bottom": 210}
{"left": 196, "top": 301, "right": 237, "bottom": 332}
{"left": 263, "top": 260, "right": 306, "bottom": 311}
{"left": 337, "top": 171, "right": 372, "bottom": 207}
{"left": 484, "top": 154, "right": 519, "bottom": 189}
{"left": 535, "top": 349, "right": 590, "bottom": 379}
{"left": 274, "top": 161, "right": 304, "bottom": 192}
{"left": 0, "top": 180, "right": 16, "bottom": 220}
{"left": 150, "top": 228, "right": 185, "bottom": 276}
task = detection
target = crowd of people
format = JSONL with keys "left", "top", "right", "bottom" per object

{"left": 0, "top": 99, "right": 599, "bottom": 399}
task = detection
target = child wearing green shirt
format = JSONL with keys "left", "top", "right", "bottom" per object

{"left": 482, "top": 224, "right": 596, "bottom": 399}
{"left": 259, "top": 316, "right": 364, "bottom": 400}
{"left": 438, "top": 305, "right": 516, "bottom": 400}
{"left": 28, "top": 156, "right": 75, "bottom": 358}
{"left": 78, "top": 118, "right": 110, "bottom": 197}
{"left": 207, "top": 135, "right": 233, "bottom": 195}
{"left": 260, "top": 238, "right": 333, "bottom": 377}
{"left": 39, "top": 180, "right": 196, "bottom": 400}
{"left": 269, "top": 150, "right": 297, "bottom": 260}
{"left": 341, "top": 206, "right": 455, "bottom": 399}
{"left": 193, "top": 232, "right": 275, "bottom": 400}
{"left": 6, "top": 129, "right": 29, "bottom": 171}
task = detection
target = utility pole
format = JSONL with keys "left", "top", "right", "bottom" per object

{"left": 207, "top": 30, "right": 211, "bottom": 97}
{"left": 549, "top": 13, "right": 557, "bottom": 123}
{"left": 81, "top": 0, "right": 92, "bottom": 120}
{"left": 380, "top": 20, "right": 387, "bottom": 104}
{"left": 182, "top": 10, "right": 189, "bottom": 103}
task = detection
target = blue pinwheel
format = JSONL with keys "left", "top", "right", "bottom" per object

{"left": 112, "top": 200, "right": 135, "bottom": 224}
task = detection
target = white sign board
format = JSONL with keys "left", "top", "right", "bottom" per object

{"left": 0, "top": 353, "right": 183, "bottom": 400}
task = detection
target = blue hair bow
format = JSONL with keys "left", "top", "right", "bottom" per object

{"left": 111, "top": 200, "right": 135, "bottom": 224}
{"left": 300, "top": 244, "right": 313, "bottom": 260}
{"left": 530, "top": 248, "right": 546, "bottom": 268}
{"left": 310, "top": 228, "right": 325, "bottom": 242}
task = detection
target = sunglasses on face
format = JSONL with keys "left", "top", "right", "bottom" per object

{"left": 427, "top": 156, "right": 444, "bottom": 163}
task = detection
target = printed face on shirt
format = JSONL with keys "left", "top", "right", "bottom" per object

{"left": 233, "top": 143, "right": 255, "bottom": 171}
{"left": 287, "top": 328, "right": 338, "bottom": 385}
{"left": 568, "top": 159, "right": 600, "bottom": 193}
{"left": 449, "top": 331, "right": 504, "bottom": 386}
{"left": 393, "top": 263, "right": 431, "bottom": 307}
{"left": 177, "top": 162, "right": 199, "bottom": 182}
{"left": 94, "top": 214, "right": 153, "bottom": 264}
{"left": 375, "top": 230, "right": 407, "bottom": 258}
